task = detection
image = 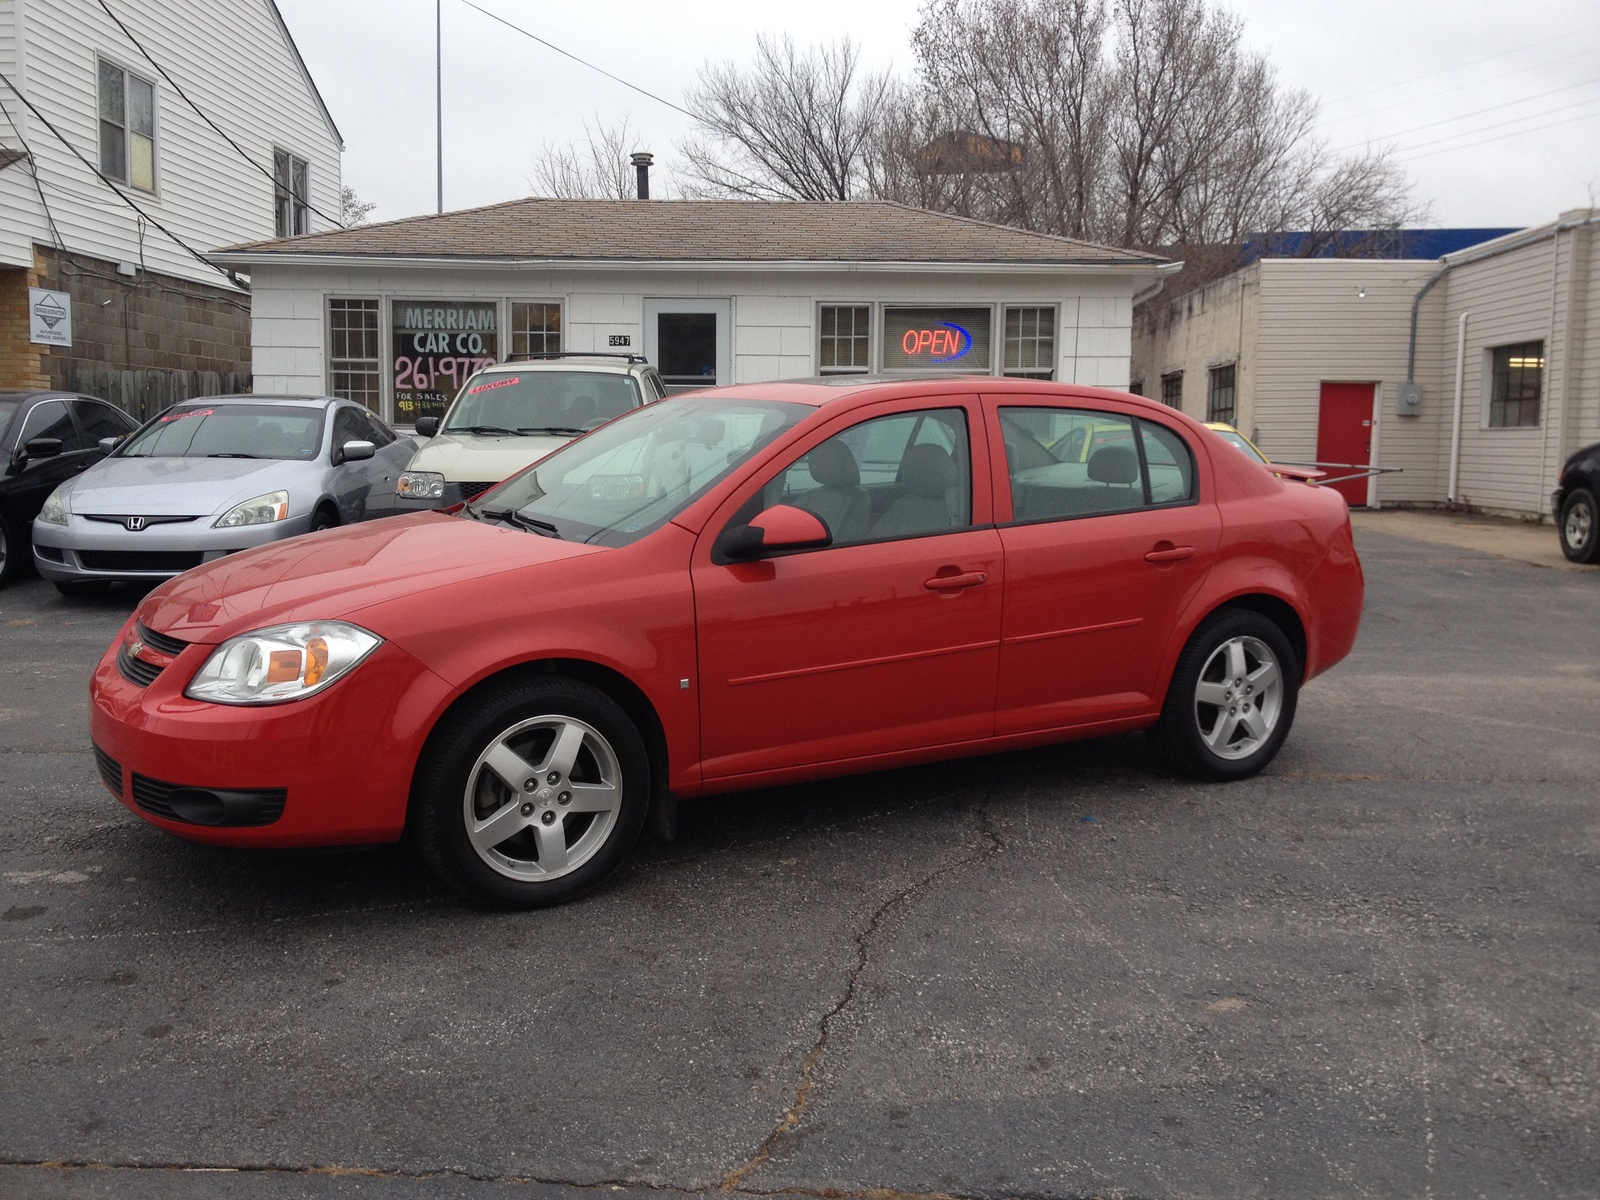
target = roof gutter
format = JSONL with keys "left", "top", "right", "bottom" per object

{"left": 209, "top": 253, "right": 1178, "bottom": 277}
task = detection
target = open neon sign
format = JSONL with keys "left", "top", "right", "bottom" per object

{"left": 900, "top": 322, "right": 972, "bottom": 362}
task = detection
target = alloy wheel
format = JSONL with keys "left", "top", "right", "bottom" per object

{"left": 1565, "top": 499, "right": 1592, "bottom": 554}
{"left": 1193, "top": 635, "right": 1284, "bottom": 761}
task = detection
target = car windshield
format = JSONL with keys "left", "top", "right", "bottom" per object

{"left": 445, "top": 370, "right": 642, "bottom": 435}
{"left": 119, "top": 404, "right": 325, "bottom": 460}
{"left": 470, "top": 396, "right": 810, "bottom": 547}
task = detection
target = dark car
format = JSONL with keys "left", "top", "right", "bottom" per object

{"left": 1554, "top": 441, "right": 1600, "bottom": 564}
{"left": 0, "top": 391, "right": 139, "bottom": 585}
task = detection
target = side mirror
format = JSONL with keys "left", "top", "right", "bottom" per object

{"left": 714, "top": 504, "right": 831, "bottom": 562}
{"left": 336, "top": 439, "right": 376, "bottom": 464}
{"left": 98, "top": 435, "right": 125, "bottom": 454}
{"left": 414, "top": 416, "right": 440, "bottom": 438}
{"left": 23, "top": 436, "right": 64, "bottom": 460}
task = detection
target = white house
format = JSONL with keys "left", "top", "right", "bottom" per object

{"left": 214, "top": 198, "right": 1175, "bottom": 427}
{"left": 0, "top": 0, "right": 341, "bottom": 412}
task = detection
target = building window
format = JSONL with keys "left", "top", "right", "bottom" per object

{"left": 1129, "top": 378, "right": 1144, "bottom": 397}
{"left": 882, "top": 306, "right": 992, "bottom": 373}
{"left": 1489, "top": 341, "right": 1543, "bottom": 427}
{"left": 1003, "top": 306, "right": 1056, "bottom": 379}
{"left": 819, "top": 305, "right": 870, "bottom": 373}
{"left": 328, "top": 299, "right": 382, "bottom": 412}
{"left": 275, "top": 149, "right": 310, "bottom": 237}
{"left": 511, "top": 302, "right": 562, "bottom": 357}
{"left": 1161, "top": 372, "right": 1183, "bottom": 410}
{"left": 99, "top": 59, "right": 155, "bottom": 191}
{"left": 1207, "top": 364, "right": 1236, "bottom": 424}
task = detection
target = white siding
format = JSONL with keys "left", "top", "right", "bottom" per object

{"left": 1, "top": 0, "right": 339, "bottom": 287}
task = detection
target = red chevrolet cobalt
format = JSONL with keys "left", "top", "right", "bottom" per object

{"left": 90, "top": 379, "right": 1363, "bottom": 907}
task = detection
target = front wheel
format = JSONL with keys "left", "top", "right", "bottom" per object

{"left": 0, "top": 510, "right": 19, "bottom": 586}
{"left": 1150, "top": 609, "right": 1299, "bottom": 781}
{"left": 409, "top": 676, "right": 650, "bottom": 908}
{"left": 1558, "top": 487, "right": 1599, "bottom": 564}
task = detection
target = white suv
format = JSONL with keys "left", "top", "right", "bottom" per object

{"left": 395, "top": 353, "right": 667, "bottom": 509}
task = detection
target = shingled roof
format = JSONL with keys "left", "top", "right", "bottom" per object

{"left": 220, "top": 199, "right": 1167, "bottom": 268}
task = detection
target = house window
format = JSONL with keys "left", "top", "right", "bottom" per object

{"left": 274, "top": 149, "right": 310, "bottom": 237}
{"left": 98, "top": 59, "right": 155, "bottom": 191}
{"left": 1207, "top": 364, "right": 1236, "bottom": 424}
{"left": 1161, "top": 372, "right": 1183, "bottom": 410}
{"left": 511, "top": 302, "right": 562, "bottom": 357}
{"left": 819, "top": 305, "right": 870, "bottom": 373}
{"left": 1489, "top": 341, "right": 1543, "bottom": 427}
{"left": 328, "top": 299, "right": 382, "bottom": 412}
{"left": 1003, "top": 306, "right": 1056, "bottom": 379}
{"left": 1129, "top": 378, "right": 1144, "bottom": 397}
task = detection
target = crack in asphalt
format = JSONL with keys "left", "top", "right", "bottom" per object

{"left": 718, "top": 796, "right": 1005, "bottom": 1193}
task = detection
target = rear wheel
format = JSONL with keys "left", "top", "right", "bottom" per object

{"left": 0, "top": 510, "right": 17, "bottom": 586}
{"left": 410, "top": 676, "right": 649, "bottom": 908}
{"left": 1558, "top": 487, "right": 1599, "bottom": 564}
{"left": 1150, "top": 608, "right": 1299, "bottom": 781}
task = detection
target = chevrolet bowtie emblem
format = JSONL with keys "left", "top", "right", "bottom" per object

{"left": 125, "top": 515, "right": 146, "bottom": 531}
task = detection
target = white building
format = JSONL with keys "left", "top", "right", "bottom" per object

{"left": 1131, "top": 211, "right": 1600, "bottom": 518}
{"left": 215, "top": 198, "right": 1175, "bottom": 428}
{"left": 0, "top": 0, "right": 340, "bottom": 410}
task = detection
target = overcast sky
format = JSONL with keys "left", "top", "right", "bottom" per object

{"left": 275, "top": 0, "right": 1600, "bottom": 233}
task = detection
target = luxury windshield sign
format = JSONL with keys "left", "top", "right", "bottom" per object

{"left": 881, "top": 306, "right": 992, "bottom": 372}
{"left": 392, "top": 302, "right": 499, "bottom": 423}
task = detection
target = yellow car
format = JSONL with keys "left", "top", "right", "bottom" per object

{"left": 1206, "top": 421, "right": 1269, "bottom": 464}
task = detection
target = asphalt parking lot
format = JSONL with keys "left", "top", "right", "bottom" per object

{"left": 1, "top": 518, "right": 1597, "bottom": 1200}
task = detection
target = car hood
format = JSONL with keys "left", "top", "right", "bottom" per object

{"left": 138, "top": 512, "right": 605, "bottom": 644}
{"left": 405, "top": 433, "right": 570, "bottom": 483}
{"left": 65, "top": 456, "right": 304, "bottom": 516}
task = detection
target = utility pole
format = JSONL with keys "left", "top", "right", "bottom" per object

{"left": 436, "top": 0, "right": 443, "bottom": 214}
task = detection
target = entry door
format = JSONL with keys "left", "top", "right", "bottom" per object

{"left": 644, "top": 298, "right": 731, "bottom": 393}
{"left": 1316, "top": 382, "right": 1375, "bottom": 508}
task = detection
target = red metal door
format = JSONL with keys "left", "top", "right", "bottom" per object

{"left": 1316, "top": 382, "right": 1375, "bottom": 508}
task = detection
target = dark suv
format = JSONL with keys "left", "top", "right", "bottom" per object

{"left": 1553, "top": 441, "right": 1600, "bottom": 564}
{"left": 0, "top": 392, "right": 139, "bottom": 585}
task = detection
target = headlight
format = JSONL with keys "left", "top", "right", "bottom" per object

{"left": 397, "top": 471, "right": 445, "bottom": 499}
{"left": 186, "top": 621, "right": 382, "bottom": 705}
{"left": 38, "top": 485, "right": 70, "bottom": 525}
{"left": 214, "top": 490, "right": 289, "bottom": 528}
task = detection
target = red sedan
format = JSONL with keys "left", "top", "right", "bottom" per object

{"left": 89, "top": 379, "right": 1363, "bottom": 908}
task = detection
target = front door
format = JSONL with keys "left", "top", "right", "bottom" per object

{"left": 1316, "top": 382, "right": 1375, "bottom": 508}
{"left": 644, "top": 298, "right": 731, "bottom": 394}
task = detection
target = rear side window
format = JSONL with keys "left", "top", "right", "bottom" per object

{"left": 1140, "top": 421, "right": 1195, "bottom": 503}
{"left": 998, "top": 407, "right": 1196, "bottom": 521}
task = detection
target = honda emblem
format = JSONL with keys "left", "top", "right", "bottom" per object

{"left": 125, "top": 515, "right": 146, "bottom": 531}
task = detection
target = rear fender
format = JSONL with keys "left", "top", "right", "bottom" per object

{"left": 1155, "top": 559, "right": 1313, "bottom": 703}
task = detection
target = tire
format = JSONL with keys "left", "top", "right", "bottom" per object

{"left": 1149, "top": 608, "right": 1299, "bottom": 781}
{"left": 0, "top": 510, "right": 17, "bottom": 586}
{"left": 1558, "top": 487, "right": 1599, "bottom": 564}
{"left": 54, "top": 579, "right": 110, "bottom": 598}
{"left": 409, "top": 675, "right": 650, "bottom": 908}
{"left": 311, "top": 507, "right": 339, "bottom": 533}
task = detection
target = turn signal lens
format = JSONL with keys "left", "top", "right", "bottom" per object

{"left": 303, "top": 637, "right": 329, "bottom": 688}
{"left": 186, "top": 621, "right": 381, "bottom": 705}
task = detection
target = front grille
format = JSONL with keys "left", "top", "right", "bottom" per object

{"left": 137, "top": 622, "right": 190, "bottom": 658}
{"left": 81, "top": 514, "right": 202, "bottom": 527}
{"left": 92, "top": 743, "right": 123, "bottom": 798}
{"left": 34, "top": 544, "right": 64, "bottom": 563}
{"left": 116, "top": 645, "right": 163, "bottom": 687}
{"left": 459, "top": 481, "right": 499, "bottom": 501}
{"left": 131, "top": 774, "right": 287, "bottom": 827}
{"left": 79, "top": 550, "right": 205, "bottom": 572}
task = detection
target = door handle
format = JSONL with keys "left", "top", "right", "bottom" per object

{"left": 1144, "top": 545, "right": 1195, "bottom": 563}
{"left": 924, "top": 570, "right": 987, "bottom": 591}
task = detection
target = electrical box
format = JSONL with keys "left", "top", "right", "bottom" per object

{"left": 1398, "top": 383, "right": 1422, "bottom": 416}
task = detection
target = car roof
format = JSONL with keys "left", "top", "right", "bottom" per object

{"left": 674, "top": 376, "right": 1178, "bottom": 414}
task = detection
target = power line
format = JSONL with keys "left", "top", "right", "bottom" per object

{"left": 0, "top": 67, "right": 244, "bottom": 289}
{"left": 0, "top": 93, "right": 65, "bottom": 251}
{"left": 1327, "top": 43, "right": 1600, "bottom": 124}
{"left": 1381, "top": 95, "right": 1600, "bottom": 157}
{"left": 96, "top": 0, "right": 341, "bottom": 228}
{"left": 1332, "top": 75, "right": 1600, "bottom": 155}
{"left": 456, "top": 0, "right": 698, "bottom": 120}
{"left": 1394, "top": 106, "right": 1600, "bottom": 165}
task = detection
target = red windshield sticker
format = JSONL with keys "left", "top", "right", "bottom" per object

{"left": 467, "top": 377, "right": 519, "bottom": 395}
{"left": 159, "top": 408, "right": 214, "bottom": 422}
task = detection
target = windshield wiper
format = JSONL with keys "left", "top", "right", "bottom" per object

{"left": 479, "top": 506, "right": 561, "bottom": 538}
{"left": 516, "top": 426, "right": 587, "bottom": 437}
{"left": 452, "top": 425, "right": 520, "bottom": 436}
{"left": 207, "top": 452, "right": 258, "bottom": 458}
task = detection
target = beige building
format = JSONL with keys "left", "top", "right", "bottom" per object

{"left": 1131, "top": 210, "right": 1599, "bottom": 517}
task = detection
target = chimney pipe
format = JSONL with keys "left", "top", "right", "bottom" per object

{"left": 631, "top": 151, "right": 653, "bottom": 200}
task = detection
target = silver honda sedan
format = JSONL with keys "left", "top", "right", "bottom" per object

{"left": 31, "top": 395, "right": 415, "bottom": 595}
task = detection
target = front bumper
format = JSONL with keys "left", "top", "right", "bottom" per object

{"left": 33, "top": 513, "right": 314, "bottom": 582}
{"left": 89, "top": 618, "right": 456, "bottom": 848}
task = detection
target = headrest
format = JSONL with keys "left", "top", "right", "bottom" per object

{"left": 808, "top": 439, "right": 860, "bottom": 488}
{"left": 1087, "top": 444, "right": 1139, "bottom": 485}
{"left": 900, "top": 442, "right": 958, "bottom": 497}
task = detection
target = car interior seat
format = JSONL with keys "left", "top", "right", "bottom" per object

{"left": 871, "top": 442, "right": 961, "bottom": 538}
{"left": 1087, "top": 444, "right": 1139, "bottom": 487}
{"left": 796, "top": 439, "right": 872, "bottom": 543}
{"left": 567, "top": 394, "right": 597, "bottom": 428}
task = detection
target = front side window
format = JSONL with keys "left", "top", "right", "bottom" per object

{"left": 1489, "top": 341, "right": 1543, "bottom": 428}
{"left": 18, "top": 400, "right": 83, "bottom": 451}
{"left": 328, "top": 299, "right": 382, "bottom": 411}
{"left": 769, "top": 409, "right": 973, "bottom": 544}
{"left": 119, "top": 404, "right": 325, "bottom": 461}
{"left": 274, "top": 149, "right": 310, "bottom": 236}
{"left": 998, "top": 407, "right": 1194, "bottom": 521}
{"left": 1003, "top": 306, "right": 1056, "bottom": 379}
{"left": 818, "top": 305, "right": 870, "bottom": 374}
{"left": 1207, "top": 364, "right": 1236, "bottom": 425}
{"left": 99, "top": 59, "right": 155, "bottom": 191}
{"left": 1161, "top": 372, "right": 1183, "bottom": 410}
{"left": 511, "top": 302, "right": 562, "bottom": 357}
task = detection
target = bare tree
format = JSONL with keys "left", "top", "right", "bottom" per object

{"left": 340, "top": 185, "right": 376, "bottom": 226}
{"left": 529, "top": 114, "right": 646, "bottom": 200}
{"left": 678, "top": 35, "right": 891, "bottom": 200}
